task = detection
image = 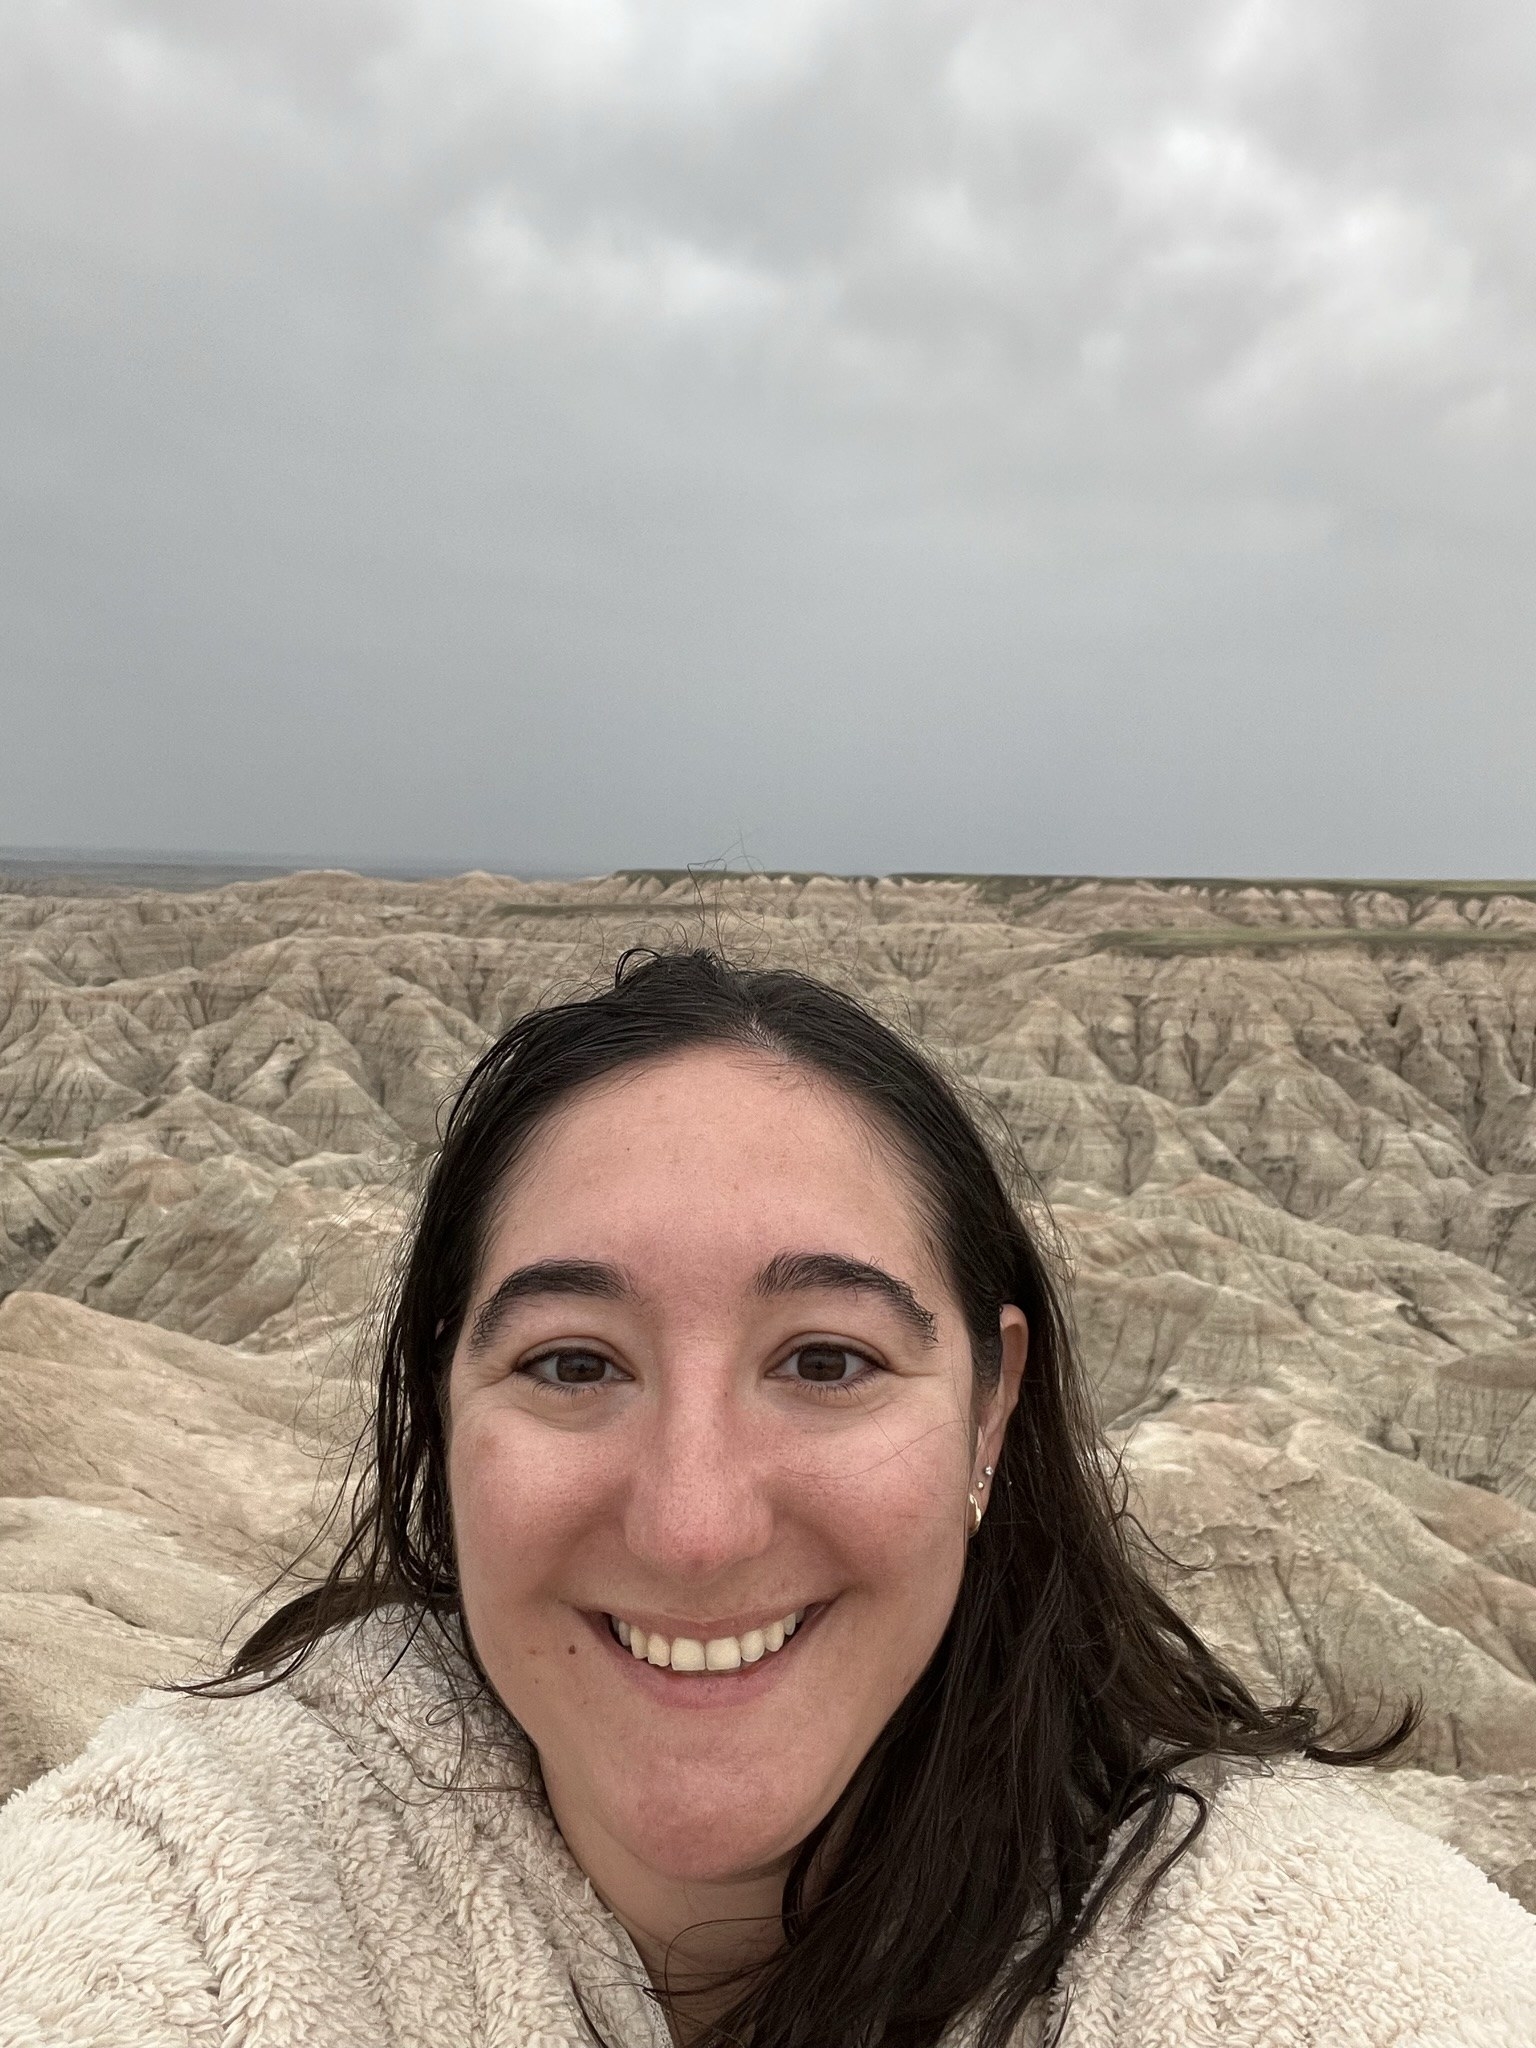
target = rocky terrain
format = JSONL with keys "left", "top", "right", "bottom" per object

{"left": 2, "top": 866, "right": 1534, "bottom": 1906}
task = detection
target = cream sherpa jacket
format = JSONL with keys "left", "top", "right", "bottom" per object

{"left": 1, "top": 1609, "right": 1534, "bottom": 2048}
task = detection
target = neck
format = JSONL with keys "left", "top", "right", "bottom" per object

{"left": 544, "top": 1781, "right": 792, "bottom": 2044}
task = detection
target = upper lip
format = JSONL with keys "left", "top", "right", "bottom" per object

{"left": 594, "top": 1601, "right": 819, "bottom": 1638}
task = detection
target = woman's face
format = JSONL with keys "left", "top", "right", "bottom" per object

{"left": 447, "top": 1046, "right": 1025, "bottom": 1887}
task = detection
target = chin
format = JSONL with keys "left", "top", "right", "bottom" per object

{"left": 613, "top": 1777, "right": 818, "bottom": 1885}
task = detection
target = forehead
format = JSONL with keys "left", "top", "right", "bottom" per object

{"left": 480, "top": 1044, "right": 941, "bottom": 1281}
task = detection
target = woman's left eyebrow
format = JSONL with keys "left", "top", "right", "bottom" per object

{"left": 753, "top": 1250, "right": 938, "bottom": 1345}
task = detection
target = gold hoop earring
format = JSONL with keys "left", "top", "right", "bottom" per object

{"left": 968, "top": 1490, "right": 983, "bottom": 1534}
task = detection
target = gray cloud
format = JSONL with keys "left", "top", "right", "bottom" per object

{"left": 4, "top": 0, "right": 1535, "bottom": 876}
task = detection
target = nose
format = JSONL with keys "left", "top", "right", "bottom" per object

{"left": 619, "top": 1364, "right": 774, "bottom": 1584}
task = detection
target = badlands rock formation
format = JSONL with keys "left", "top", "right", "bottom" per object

{"left": 2, "top": 867, "right": 1535, "bottom": 1906}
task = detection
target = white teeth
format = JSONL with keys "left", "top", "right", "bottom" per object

{"left": 607, "top": 1609, "right": 808, "bottom": 1674}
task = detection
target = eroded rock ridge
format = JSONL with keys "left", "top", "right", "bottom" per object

{"left": 2, "top": 867, "right": 1534, "bottom": 1906}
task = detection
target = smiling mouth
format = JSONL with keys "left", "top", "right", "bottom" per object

{"left": 606, "top": 1607, "right": 809, "bottom": 1673}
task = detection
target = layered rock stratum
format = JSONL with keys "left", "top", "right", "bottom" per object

{"left": 2, "top": 866, "right": 1534, "bottom": 1906}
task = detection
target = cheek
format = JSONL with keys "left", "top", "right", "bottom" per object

{"left": 447, "top": 1410, "right": 593, "bottom": 1609}
{"left": 835, "top": 1416, "right": 970, "bottom": 1626}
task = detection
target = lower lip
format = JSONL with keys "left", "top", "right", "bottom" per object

{"left": 586, "top": 1606, "right": 826, "bottom": 1708}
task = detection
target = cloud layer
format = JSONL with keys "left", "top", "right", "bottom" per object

{"left": 5, "top": 0, "right": 1534, "bottom": 875}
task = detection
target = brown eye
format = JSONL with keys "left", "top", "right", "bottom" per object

{"left": 520, "top": 1350, "right": 620, "bottom": 1389}
{"left": 777, "top": 1344, "right": 877, "bottom": 1389}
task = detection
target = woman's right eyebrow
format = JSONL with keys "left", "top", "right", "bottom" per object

{"left": 464, "top": 1259, "right": 630, "bottom": 1355}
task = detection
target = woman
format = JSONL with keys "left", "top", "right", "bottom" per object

{"left": 1, "top": 947, "right": 1533, "bottom": 2048}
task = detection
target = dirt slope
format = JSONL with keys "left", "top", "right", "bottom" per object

{"left": 2, "top": 867, "right": 1533, "bottom": 1905}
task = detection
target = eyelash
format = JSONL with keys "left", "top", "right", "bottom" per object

{"left": 515, "top": 1349, "right": 624, "bottom": 1398}
{"left": 773, "top": 1343, "right": 884, "bottom": 1401}
{"left": 512, "top": 1344, "right": 885, "bottom": 1401}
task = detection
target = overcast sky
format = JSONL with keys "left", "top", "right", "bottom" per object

{"left": 4, "top": 1, "right": 1535, "bottom": 878}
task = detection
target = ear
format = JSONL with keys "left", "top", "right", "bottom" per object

{"left": 977, "top": 1305, "right": 1028, "bottom": 1476}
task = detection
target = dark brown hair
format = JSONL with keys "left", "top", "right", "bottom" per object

{"left": 187, "top": 947, "right": 1413, "bottom": 2048}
